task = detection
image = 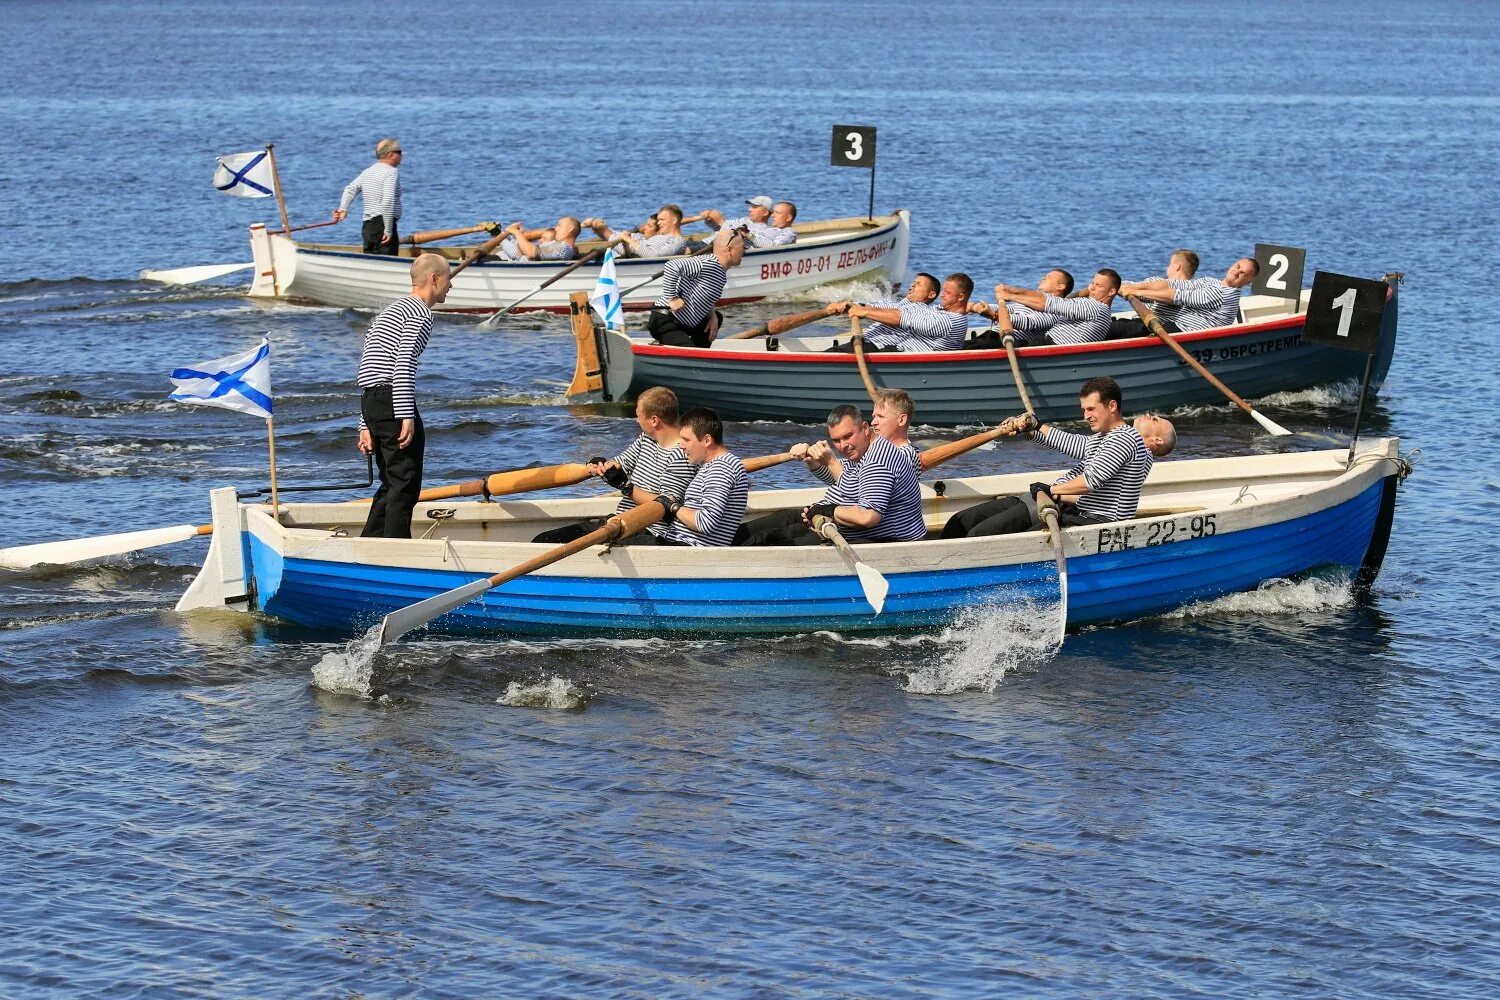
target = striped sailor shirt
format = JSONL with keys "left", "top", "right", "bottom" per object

{"left": 864, "top": 300, "right": 969, "bottom": 352}
{"left": 656, "top": 254, "right": 728, "bottom": 328}
{"left": 1166, "top": 277, "right": 1242, "bottom": 331}
{"left": 664, "top": 452, "right": 748, "bottom": 547}
{"left": 613, "top": 433, "right": 696, "bottom": 538}
{"left": 722, "top": 217, "right": 797, "bottom": 247}
{"left": 628, "top": 233, "right": 689, "bottom": 258}
{"left": 1002, "top": 301, "right": 1056, "bottom": 346}
{"left": 495, "top": 236, "right": 577, "bottom": 262}
{"left": 356, "top": 294, "right": 433, "bottom": 426}
{"left": 808, "top": 440, "right": 919, "bottom": 485}
{"left": 1033, "top": 424, "right": 1153, "bottom": 521}
{"left": 338, "top": 161, "right": 402, "bottom": 236}
{"left": 1040, "top": 294, "right": 1112, "bottom": 345}
{"left": 1133, "top": 275, "right": 1182, "bottom": 326}
{"left": 825, "top": 434, "right": 926, "bottom": 542}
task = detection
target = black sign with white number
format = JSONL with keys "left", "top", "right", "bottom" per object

{"left": 1303, "top": 271, "right": 1387, "bottom": 354}
{"left": 831, "top": 125, "right": 877, "bottom": 168}
{"left": 1252, "top": 242, "right": 1306, "bottom": 302}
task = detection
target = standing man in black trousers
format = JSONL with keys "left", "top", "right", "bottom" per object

{"left": 356, "top": 252, "right": 451, "bottom": 538}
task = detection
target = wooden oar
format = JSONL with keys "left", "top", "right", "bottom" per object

{"left": 1001, "top": 334, "right": 1036, "bottom": 414}
{"left": 1126, "top": 296, "right": 1292, "bottom": 436}
{"left": 617, "top": 239, "right": 715, "bottom": 299}
{"left": 140, "top": 262, "right": 253, "bottom": 285}
{"left": 1032, "top": 489, "right": 1068, "bottom": 645}
{"left": 810, "top": 514, "right": 888, "bottom": 614}
{"left": 916, "top": 417, "right": 1031, "bottom": 471}
{"left": 414, "top": 449, "right": 796, "bottom": 502}
{"left": 723, "top": 303, "right": 841, "bottom": 341}
{"left": 850, "top": 317, "right": 880, "bottom": 403}
{"left": 403, "top": 223, "right": 498, "bottom": 246}
{"left": 0, "top": 524, "right": 213, "bottom": 571}
{"left": 449, "top": 229, "right": 515, "bottom": 279}
{"left": 478, "top": 237, "right": 624, "bottom": 329}
{"left": 377, "top": 500, "right": 667, "bottom": 645}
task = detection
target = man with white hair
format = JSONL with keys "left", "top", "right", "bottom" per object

{"left": 647, "top": 227, "right": 745, "bottom": 348}
{"left": 333, "top": 137, "right": 404, "bottom": 255}
{"left": 356, "top": 253, "right": 451, "bottom": 538}
{"left": 699, "top": 196, "right": 798, "bottom": 247}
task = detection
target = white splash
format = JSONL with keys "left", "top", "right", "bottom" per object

{"left": 1164, "top": 576, "right": 1353, "bottom": 619}
{"left": 903, "top": 594, "right": 1063, "bottom": 695}
{"left": 310, "top": 627, "right": 381, "bottom": 697}
{"left": 497, "top": 676, "right": 588, "bottom": 709}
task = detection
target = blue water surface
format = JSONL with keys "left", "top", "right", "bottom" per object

{"left": 1, "top": 1, "right": 1497, "bottom": 996}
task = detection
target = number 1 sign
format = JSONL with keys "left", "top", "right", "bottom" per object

{"left": 1303, "top": 272, "right": 1387, "bottom": 355}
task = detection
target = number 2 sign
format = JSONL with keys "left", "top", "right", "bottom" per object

{"left": 1303, "top": 271, "right": 1388, "bottom": 354}
{"left": 1253, "top": 243, "right": 1306, "bottom": 302}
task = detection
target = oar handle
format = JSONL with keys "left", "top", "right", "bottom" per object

{"left": 1002, "top": 336, "right": 1036, "bottom": 414}
{"left": 449, "top": 229, "right": 514, "bottom": 278}
{"left": 724, "top": 304, "right": 840, "bottom": 341}
{"left": 1126, "top": 295, "right": 1255, "bottom": 414}
{"left": 743, "top": 451, "right": 796, "bottom": 473}
{"left": 404, "top": 223, "right": 497, "bottom": 246}
{"left": 482, "top": 500, "right": 667, "bottom": 588}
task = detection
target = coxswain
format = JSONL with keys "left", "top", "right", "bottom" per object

{"left": 646, "top": 227, "right": 745, "bottom": 348}
{"left": 333, "top": 137, "right": 404, "bottom": 255}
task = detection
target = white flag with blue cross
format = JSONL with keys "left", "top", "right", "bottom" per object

{"left": 213, "top": 149, "right": 275, "bottom": 199}
{"left": 588, "top": 248, "right": 624, "bottom": 330}
{"left": 168, "top": 338, "right": 273, "bottom": 419}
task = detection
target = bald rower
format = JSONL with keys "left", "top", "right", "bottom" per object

{"left": 646, "top": 227, "right": 745, "bottom": 348}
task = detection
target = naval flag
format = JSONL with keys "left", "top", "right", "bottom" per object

{"left": 168, "top": 338, "right": 273, "bottom": 419}
{"left": 213, "top": 149, "right": 275, "bottom": 199}
{"left": 589, "top": 248, "right": 624, "bottom": 330}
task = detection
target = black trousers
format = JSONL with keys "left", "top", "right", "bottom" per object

{"left": 963, "top": 330, "right": 1049, "bottom": 350}
{"left": 940, "top": 496, "right": 1116, "bottom": 538}
{"left": 734, "top": 509, "right": 822, "bottom": 546}
{"left": 360, "top": 384, "right": 425, "bottom": 539}
{"left": 531, "top": 517, "right": 686, "bottom": 546}
{"left": 1109, "top": 316, "right": 1179, "bottom": 339}
{"left": 824, "top": 340, "right": 900, "bottom": 354}
{"left": 362, "top": 216, "right": 400, "bottom": 255}
{"left": 648, "top": 306, "right": 722, "bottom": 348}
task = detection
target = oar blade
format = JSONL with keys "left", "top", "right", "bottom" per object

{"left": 377, "top": 577, "right": 494, "bottom": 647}
{"left": 855, "top": 562, "right": 889, "bottom": 615}
{"left": 1249, "top": 408, "right": 1294, "bottom": 437}
{"left": 0, "top": 524, "right": 202, "bottom": 570}
{"left": 140, "top": 263, "right": 253, "bottom": 285}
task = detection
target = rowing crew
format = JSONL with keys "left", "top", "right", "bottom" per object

{"left": 332, "top": 139, "right": 798, "bottom": 259}
{"left": 524, "top": 381, "right": 1176, "bottom": 549}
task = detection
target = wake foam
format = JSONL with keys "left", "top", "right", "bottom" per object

{"left": 1163, "top": 575, "right": 1353, "bottom": 619}
{"left": 310, "top": 629, "right": 381, "bottom": 697}
{"left": 497, "top": 676, "right": 589, "bottom": 709}
{"left": 902, "top": 593, "right": 1064, "bottom": 695}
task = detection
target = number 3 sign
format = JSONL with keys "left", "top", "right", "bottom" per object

{"left": 831, "top": 125, "right": 876, "bottom": 168}
{"left": 1303, "top": 271, "right": 1387, "bottom": 354}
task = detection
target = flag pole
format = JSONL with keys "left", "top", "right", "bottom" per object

{"left": 265, "top": 142, "right": 293, "bottom": 235}
{"left": 265, "top": 417, "right": 282, "bottom": 523}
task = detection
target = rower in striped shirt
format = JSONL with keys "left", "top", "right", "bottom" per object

{"left": 492, "top": 217, "right": 582, "bottom": 261}
{"left": 627, "top": 407, "right": 749, "bottom": 548}
{"left": 968, "top": 269, "right": 1119, "bottom": 347}
{"left": 646, "top": 227, "right": 744, "bottom": 348}
{"left": 587, "top": 205, "right": 690, "bottom": 258}
{"left": 825, "top": 273, "right": 973, "bottom": 353}
{"left": 531, "top": 387, "right": 695, "bottom": 544}
{"left": 355, "top": 253, "right": 451, "bottom": 538}
{"left": 332, "top": 137, "right": 403, "bottom": 255}
{"left": 698, "top": 196, "right": 799, "bottom": 247}
{"left": 1122, "top": 257, "right": 1258, "bottom": 331}
{"left": 940, "top": 376, "right": 1162, "bottom": 538}
{"left": 1109, "top": 248, "right": 1199, "bottom": 337}
{"left": 796, "top": 387, "right": 920, "bottom": 485}
{"left": 736, "top": 403, "right": 926, "bottom": 546}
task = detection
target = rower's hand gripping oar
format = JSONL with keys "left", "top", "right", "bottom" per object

{"left": 810, "top": 514, "right": 889, "bottom": 614}
{"left": 377, "top": 500, "right": 668, "bottom": 646}
{"left": 723, "top": 303, "right": 841, "bottom": 341}
{"left": 1126, "top": 295, "right": 1292, "bottom": 436}
{"left": 1031, "top": 486, "right": 1069, "bottom": 646}
{"left": 478, "top": 236, "right": 627, "bottom": 329}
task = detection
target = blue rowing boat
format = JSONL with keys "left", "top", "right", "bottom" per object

{"left": 178, "top": 440, "right": 1410, "bottom": 639}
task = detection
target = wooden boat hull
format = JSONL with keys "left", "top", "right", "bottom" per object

{"left": 204, "top": 441, "right": 1407, "bottom": 639}
{"left": 587, "top": 277, "right": 1400, "bottom": 425}
{"left": 245, "top": 212, "right": 910, "bottom": 313}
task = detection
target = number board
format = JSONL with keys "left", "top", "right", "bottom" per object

{"left": 1252, "top": 242, "right": 1306, "bottom": 302}
{"left": 1303, "top": 271, "right": 1387, "bottom": 354}
{"left": 831, "top": 125, "right": 877, "bottom": 168}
